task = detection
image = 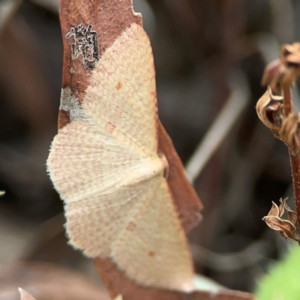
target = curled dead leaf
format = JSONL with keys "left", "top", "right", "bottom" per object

{"left": 263, "top": 216, "right": 296, "bottom": 239}
{"left": 256, "top": 86, "right": 300, "bottom": 152}
{"left": 263, "top": 198, "right": 300, "bottom": 241}
{"left": 266, "top": 200, "right": 283, "bottom": 218}
{"left": 280, "top": 113, "right": 300, "bottom": 155}
{"left": 256, "top": 87, "right": 285, "bottom": 138}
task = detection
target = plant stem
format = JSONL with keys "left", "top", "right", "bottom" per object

{"left": 283, "top": 87, "right": 300, "bottom": 224}
{"left": 283, "top": 87, "right": 292, "bottom": 116}
{"left": 289, "top": 153, "right": 300, "bottom": 224}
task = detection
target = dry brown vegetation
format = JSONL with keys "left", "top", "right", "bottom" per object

{"left": 0, "top": 0, "right": 299, "bottom": 299}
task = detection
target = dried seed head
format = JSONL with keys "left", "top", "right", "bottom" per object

{"left": 280, "top": 113, "right": 300, "bottom": 155}
{"left": 280, "top": 43, "right": 300, "bottom": 86}
{"left": 261, "top": 59, "right": 282, "bottom": 94}
{"left": 263, "top": 215, "right": 296, "bottom": 239}
{"left": 261, "top": 43, "right": 300, "bottom": 94}
{"left": 279, "top": 43, "right": 300, "bottom": 88}
{"left": 256, "top": 87, "right": 285, "bottom": 138}
{"left": 263, "top": 198, "right": 300, "bottom": 242}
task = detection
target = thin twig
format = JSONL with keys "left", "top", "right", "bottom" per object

{"left": 283, "top": 87, "right": 292, "bottom": 116}
{"left": 185, "top": 72, "right": 249, "bottom": 183}
{"left": 289, "top": 153, "right": 300, "bottom": 224}
{"left": 282, "top": 87, "right": 300, "bottom": 225}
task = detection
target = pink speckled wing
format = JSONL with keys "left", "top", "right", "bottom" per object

{"left": 83, "top": 23, "right": 157, "bottom": 156}
{"left": 112, "top": 176, "right": 194, "bottom": 291}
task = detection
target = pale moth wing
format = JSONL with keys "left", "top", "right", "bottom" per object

{"left": 47, "top": 23, "right": 194, "bottom": 291}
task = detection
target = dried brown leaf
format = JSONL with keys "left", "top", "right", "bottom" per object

{"left": 256, "top": 87, "right": 285, "bottom": 138}
{"left": 263, "top": 199, "right": 299, "bottom": 242}
{"left": 57, "top": 0, "right": 254, "bottom": 299}
{"left": 95, "top": 258, "right": 255, "bottom": 300}
{"left": 263, "top": 216, "right": 296, "bottom": 239}
{"left": 278, "top": 198, "right": 286, "bottom": 217}
{"left": 266, "top": 201, "right": 280, "bottom": 217}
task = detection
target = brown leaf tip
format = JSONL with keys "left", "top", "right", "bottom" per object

{"left": 65, "top": 24, "right": 99, "bottom": 70}
{"left": 263, "top": 198, "right": 300, "bottom": 241}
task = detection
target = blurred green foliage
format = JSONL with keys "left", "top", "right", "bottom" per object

{"left": 255, "top": 242, "right": 300, "bottom": 300}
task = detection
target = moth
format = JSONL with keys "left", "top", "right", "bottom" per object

{"left": 47, "top": 23, "right": 194, "bottom": 291}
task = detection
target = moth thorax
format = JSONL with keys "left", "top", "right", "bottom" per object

{"left": 122, "top": 156, "right": 165, "bottom": 187}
